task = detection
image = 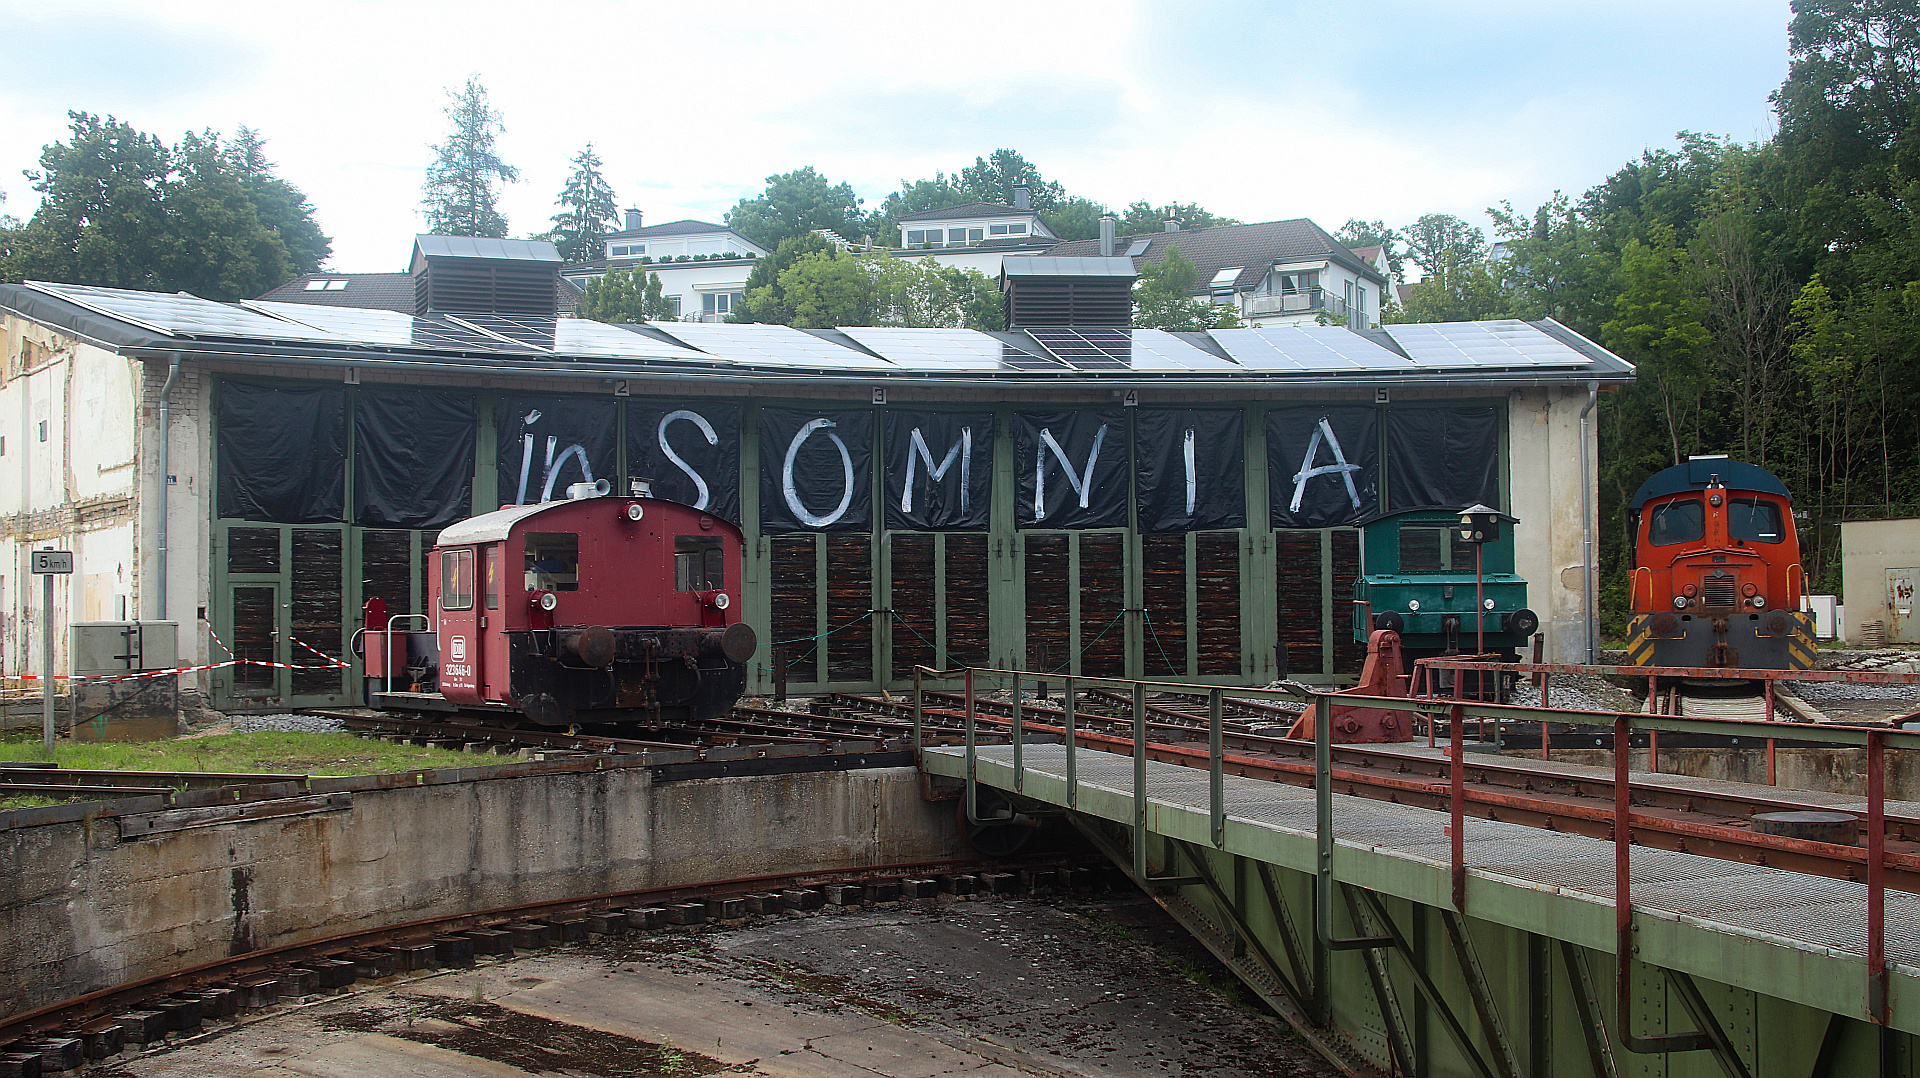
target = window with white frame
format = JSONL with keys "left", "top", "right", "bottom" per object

{"left": 701, "top": 292, "right": 743, "bottom": 316}
{"left": 947, "top": 228, "right": 984, "bottom": 244}
{"left": 609, "top": 244, "right": 646, "bottom": 258}
{"left": 904, "top": 229, "right": 941, "bottom": 245}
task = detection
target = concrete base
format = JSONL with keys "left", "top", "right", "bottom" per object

{"left": 1527, "top": 746, "right": 1920, "bottom": 800}
{"left": 0, "top": 764, "right": 967, "bottom": 1020}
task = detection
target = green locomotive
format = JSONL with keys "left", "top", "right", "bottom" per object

{"left": 1350, "top": 508, "right": 1539, "bottom": 677}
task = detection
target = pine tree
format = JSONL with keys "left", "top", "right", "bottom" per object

{"left": 549, "top": 144, "right": 617, "bottom": 263}
{"left": 420, "top": 78, "right": 519, "bottom": 237}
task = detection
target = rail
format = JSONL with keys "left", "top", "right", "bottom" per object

{"left": 915, "top": 661, "right": 1920, "bottom": 1037}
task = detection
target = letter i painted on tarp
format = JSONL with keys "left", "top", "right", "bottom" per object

{"left": 515, "top": 409, "right": 594, "bottom": 504}
{"left": 1034, "top": 424, "right": 1108, "bottom": 521}
{"left": 1290, "top": 417, "right": 1362, "bottom": 512}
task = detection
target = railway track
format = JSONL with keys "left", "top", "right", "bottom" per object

{"left": 0, "top": 853, "right": 1117, "bottom": 1061}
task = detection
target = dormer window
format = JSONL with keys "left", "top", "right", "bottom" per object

{"left": 948, "top": 228, "right": 984, "bottom": 244}
{"left": 989, "top": 223, "right": 1030, "bottom": 236}
{"left": 303, "top": 279, "right": 349, "bottom": 291}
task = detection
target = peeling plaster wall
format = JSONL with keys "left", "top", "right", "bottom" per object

{"left": 1507, "top": 385, "right": 1597, "bottom": 662}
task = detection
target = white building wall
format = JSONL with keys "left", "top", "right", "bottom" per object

{"left": 1841, "top": 518, "right": 1920, "bottom": 643}
{"left": 1506, "top": 384, "right": 1598, "bottom": 662}
{"left": 0, "top": 315, "right": 145, "bottom": 680}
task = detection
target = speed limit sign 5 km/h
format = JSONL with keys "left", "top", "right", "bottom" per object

{"left": 31, "top": 550, "right": 73, "bottom": 575}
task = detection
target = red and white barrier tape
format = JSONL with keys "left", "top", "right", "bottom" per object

{"left": 13, "top": 631, "right": 350, "bottom": 684}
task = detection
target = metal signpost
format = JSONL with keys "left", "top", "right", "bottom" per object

{"left": 32, "top": 549, "right": 72, "bottom": 755}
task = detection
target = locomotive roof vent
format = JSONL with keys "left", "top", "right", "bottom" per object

{"left": 567, "top": 479, "right": 611, "bottom": 500}
{"left": 629, "top": 476, "right": 654, "bottom": 498}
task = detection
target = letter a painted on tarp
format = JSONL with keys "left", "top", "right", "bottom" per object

{"left": 1290, "top": 417, "right": 1362, "bottom": 512}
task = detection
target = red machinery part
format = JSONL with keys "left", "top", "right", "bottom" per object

{"left": 1287, "top": 629, "right": 1413, "bottom": 743}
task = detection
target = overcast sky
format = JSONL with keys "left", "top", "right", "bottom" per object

{"left": 0, "top": 0, "right": 1791, "bottom": 273}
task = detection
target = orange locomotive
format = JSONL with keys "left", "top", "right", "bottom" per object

{"left": 1625, "top": 456, "right": 1816, "bottom": 670}
{"left": 360, "top": 482, "right": 757, "bottom": 726}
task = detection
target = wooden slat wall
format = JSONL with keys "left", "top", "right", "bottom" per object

{"left": 1276, "top": 531, "right": 1324, "bottom": 676}
{"left": 1141, "top": 534, "right": 1187, "bottom": 677}
{"left": 228, "top": 528, "right": 279, "bottom": 574}
{"left": 290, "top": 529, "right": 343, "bottom": 696}
{"left": 890, "top": 534, "right": 936, "bottom": 680}
{"left": 769, "top": 536, "right": 818, "bottom": 683}
{"left": 1080, "top": 534, "right": 1126, "bottom": 677}
{"left": 945, "top": 535, "right": 990, "bottom": 667}
{"left": 1024, "top": 535, "right": 1069, "bottom": 672}
{"left": 1332, "top": 530, "right": 1365, "bottom": 676}
{"left": 231, "top": 586, "right": 275, "bottom": 692}
{"left": 1195, "top": 531, "right": 1241, "bottom": 675}
{"left": 362, "top": 530, "right": 414, "bottom": 618}
{"left": 825, "top": 534, "right": 872, "bottom": 683}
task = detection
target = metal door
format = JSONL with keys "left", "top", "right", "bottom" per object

{"left": 1888, "top": 568, "right": 1917, "bottom": 643}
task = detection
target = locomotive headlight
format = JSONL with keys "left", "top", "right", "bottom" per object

{"left": 625, "top": 501, "right": 645, "bottom": 522}
{"left": 539, "top": 592, "right": 558, "bottom": 611}
{"left": 1674, "top": 596, "right": 1690, "bottom": 610}
{"left": 1483, "top": 598, "right": 1495, "bottom": 610}
{"left": 1742, "top": 582, "right": 1758, "bottom": 597}
{"left": 1750, "top": 595, "right": 1766, "bottom": 608}
{"left": 714, "top": 591, "right": 731, "bottom": 611}
{"left": 1407, "top": 599, "right": 1421, "bottom": 612}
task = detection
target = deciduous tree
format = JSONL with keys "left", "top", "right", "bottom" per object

{"left": 724, "top": 167, "right": 863, "bottom": 250}
{"left": 1133, "top": 246, "right": 1244, "bottom": 330}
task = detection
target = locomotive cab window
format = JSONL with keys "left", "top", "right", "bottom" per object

{"left": 1649, "top": 498, "right": 1705, "bottom": 546}
{"left": 675, "top": 536, "right": 725, "bottom": 591}
{"left": 1395, "top": 527, "right": 1475, "bottom": 572}
{"left": 525, "top": 533, "right": 580, "bottom": 592}
{"left": 441, "top": 548, "right": 476, "bottom": 611}
{"left": 1730, "top": 498, "right": 1785, "bottom": 543}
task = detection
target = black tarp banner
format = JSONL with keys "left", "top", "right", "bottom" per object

{"left": 1386, "top": 407, "right": 1500, "bottom": 512}
{"left": 1014, "top": 409, "right": 1128, "bottom": 529}
{"left": 1135, "top": 408, "right": 1245, "bottom": 532}
{"left": 760, "top": 407, "right": 873, "bottom": 532}
{"left": 1267, "top": 406, "right": 1378, "bottom": 528}
{"left": 217, "top": 380, "right": 346, "bottom": 523}
{"left": 495, "top": 396, "right": 619, "bottom": 506}
{"left": 355, "top": 386, "right": 476, "bottom": 529}
{"left": 884, "top": 411, "right": 993, "bottom": 531}
{"left": 627, "top": 401, "right": 741, "bottom": 523}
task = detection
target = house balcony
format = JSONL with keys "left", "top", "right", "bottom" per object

{"left": 1245, "top": 288, "right": 1347, "bottom": 319}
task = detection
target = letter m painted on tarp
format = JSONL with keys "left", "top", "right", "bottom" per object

{"left": 902, "top": 427, "right": 972, "bottom": 514}
{"left": 1034, "top": 424, "right": 1107, "bottom": 521}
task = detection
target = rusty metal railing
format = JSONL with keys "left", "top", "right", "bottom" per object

{"left": 914, "top": 659, "right": 1920, "bottom": 1037}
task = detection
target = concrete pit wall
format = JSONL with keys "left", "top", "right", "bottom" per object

{"left": 1522, "top": 746, "right": 1920, "bottom": 800}
{"left": 0, "top": 762, "right": 965, "bottom": 1020}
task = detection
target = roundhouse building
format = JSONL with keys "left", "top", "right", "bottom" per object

{"left": 0, "top": 239, "right": 1631, "bottom": 711}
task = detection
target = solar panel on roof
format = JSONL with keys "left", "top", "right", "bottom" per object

{"left": 1027, "top": 328, "right": 1134, "bottom": 370}
{"left": 1209, "top": 327, "right": 1412, "bottom": 373}
{"left": 1385, "top": 321, "right": 1589, "bottom": 369}
{"left": 1126, "top": 239, "right": 1151, "bottom": 257}
{"left": 451, "top": 314, "right": 557, "bottom": 352}
{"left": 648, "top": 321, "right": 899, "bottom": 370}
{"left": 553, "top": 319, "right": 715, "bottom": 361}
{"left": 245, "top": 301, "right": 424, "bottom": 347}
{"left": 1124, "top": 329, "right": 1243, "bottom": 371}
{"left": 38, "top": 283, "right": 349, "bottom": 344}
{"left": 837, "top": 327, "right": 1067, "bottom": 372}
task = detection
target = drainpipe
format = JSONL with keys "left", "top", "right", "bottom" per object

{"left": 1579, "top": 380, "right": 1598, "bottom": 662}
{"left": 156, "top": 356, "right": 182, "bottom": 622}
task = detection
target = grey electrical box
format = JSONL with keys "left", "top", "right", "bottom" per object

{"left": 71, "top": 621, "right": 179, "bottom": 677}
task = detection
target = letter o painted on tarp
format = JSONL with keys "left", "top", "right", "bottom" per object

{"left": 782, "top": 418, "right": 855, "bottom": 527}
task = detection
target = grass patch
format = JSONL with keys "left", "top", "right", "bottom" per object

{"left": 0, "top": 794, "right": 67, "bottom": 810}
{"left": 0, "top": 731, "right": 481, "bottom": 777}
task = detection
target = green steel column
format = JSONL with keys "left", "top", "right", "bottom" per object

{"left": 1244, "top": 403, "right": 1276, "bottom": 681}
{"left": 740, "top": 404, "right": 766, "bottom": 694}
{"left": 988, "top": 409, "right": 1022, "bottom": 671}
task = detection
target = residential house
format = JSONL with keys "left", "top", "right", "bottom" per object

{"left": 1042, "top": 218, "right": 1389, "bottom": 330}
{"left": 559, "top": 211, "right": 770, "bottom": 321}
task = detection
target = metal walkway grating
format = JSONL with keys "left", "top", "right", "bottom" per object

{"left": 931, "top": 742, "right": 1920, "bottom": 969}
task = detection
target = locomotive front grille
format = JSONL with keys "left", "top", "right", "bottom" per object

{"left": 1701, "top": 576, "right": 1738, "bottom": 609}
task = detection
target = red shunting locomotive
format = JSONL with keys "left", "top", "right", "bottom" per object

{"left": 1625, "top": 456, "right": 1815, "bottom": 670}
{"left": 360, "top": 482, "right": 757, "bottom": 726}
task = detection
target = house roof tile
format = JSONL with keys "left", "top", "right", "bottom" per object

{"left": 603, "top": 219, "right": 737, "bottom": 240}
